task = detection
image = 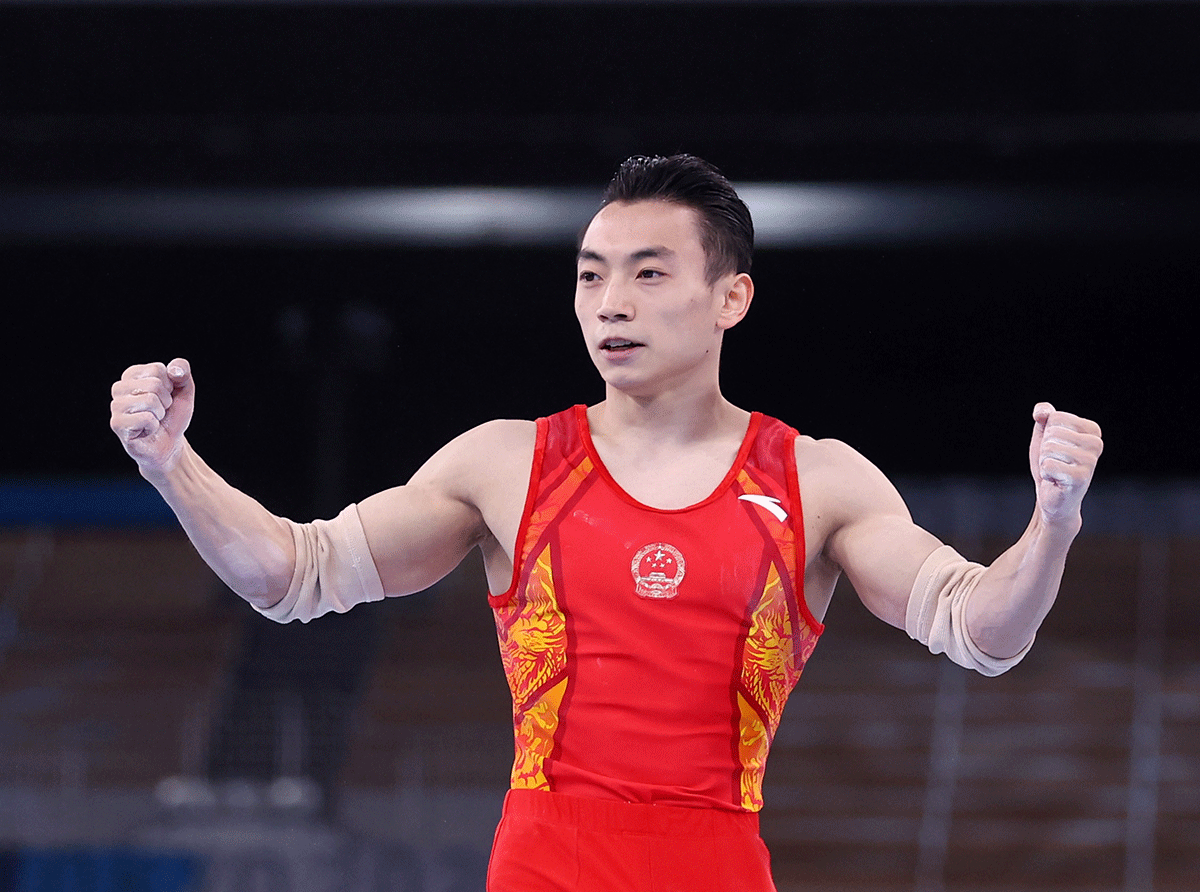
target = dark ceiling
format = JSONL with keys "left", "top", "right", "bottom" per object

{"left": 4, "top": 2, "right": 1200, "bottom": 188}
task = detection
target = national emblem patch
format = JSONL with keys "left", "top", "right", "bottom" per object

{"left": 631, "top": 542, "right": 686, "bottom": 600}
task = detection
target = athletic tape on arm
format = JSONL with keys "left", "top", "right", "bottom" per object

{"left": 905, "top": 544, "right": 1033, "bottom": 677}
{"left": 254, "top": 504, "right": 386, "bottom": 623}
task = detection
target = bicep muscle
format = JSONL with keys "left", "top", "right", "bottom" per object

{"left": 812, "top": 440, "right": 942, "bottom": 628}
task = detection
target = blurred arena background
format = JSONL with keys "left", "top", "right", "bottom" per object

{"left": 1, "top": 1, "right": 1198, "bottom": 890}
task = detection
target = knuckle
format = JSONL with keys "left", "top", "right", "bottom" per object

{"left": 117, "top": 365, "right": 172, "bottom": 396}
{"left": 122, "top": 362, "right": 162, "bottom": 380}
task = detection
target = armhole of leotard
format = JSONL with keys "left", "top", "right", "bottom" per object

{"left": 785, "top": 428, "right": 825, "bottom": 636}
{"left": 488, "top": 415, "right": 549, "bottom": 609}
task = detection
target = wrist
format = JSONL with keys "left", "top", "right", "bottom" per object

{"left": 138, "top": 438, "right": 193, "bottom": 488}
{"left": 1033, "top": 507, "right": 1083, "bottom": 545}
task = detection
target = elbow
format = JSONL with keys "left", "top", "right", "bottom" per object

{"left": 968, "top": 623, "right": 1035, "bottom": 665}
{"left": 963, "top": 596, "right": 1038, "bottom": 671}
{"left": 217, "top": 523, "right": 297, "bottom": 610}
{"left": 964, "top": 580, "right": 1043, "bottom": 664}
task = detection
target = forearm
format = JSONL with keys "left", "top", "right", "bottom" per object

{"left": 141, "top": 440, "right": 296, "bottom": 608}
{"left": 966, "top": 511, "right": 1081, "bottom": 659}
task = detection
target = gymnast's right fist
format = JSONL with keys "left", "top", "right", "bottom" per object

{"left": 110, "top": 359, "right": 195, "bottom": 475}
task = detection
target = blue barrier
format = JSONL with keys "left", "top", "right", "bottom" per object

{"left": 7, "top": 849, "right": 200, "bottom": 892}
{"left": 0, "top": 479, "right": 175, "bottom": 527}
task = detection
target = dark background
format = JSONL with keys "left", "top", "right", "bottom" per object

{"left": 4, "top": 1, "right": 1198, "bottom": 520}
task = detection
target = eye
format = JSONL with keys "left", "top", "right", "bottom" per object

{"left": 578, "top": 270, "right": 599, "bottom": 283}
{"left": 637, "top": 269, "right": 663, "bottom": 279}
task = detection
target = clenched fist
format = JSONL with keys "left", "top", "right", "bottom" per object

{"left": 1029, "top": 402, "right": 1103, "bottom": 526}
{"left": 110, "top": 359, "right": 195, "bottom": 475}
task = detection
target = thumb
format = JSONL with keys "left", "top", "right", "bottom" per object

{"left": 166, "top": 358, "right": 193, "bottom": 398}
{"left": 1032, "top": 401, "right": 1055, "bottom": 428}
{"left": 165, "top": 357, "right": 196, "bottom": 421}
{"left": 1029, "top": 401, "right": 1055, "bottom": 479}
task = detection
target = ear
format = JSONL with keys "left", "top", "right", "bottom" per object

{"left": 716, "top": 273, "right": 754, "bottom": 331}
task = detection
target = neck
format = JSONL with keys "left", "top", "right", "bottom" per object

{"left": 591, "top": 382, "right": 747, "bottom": 447}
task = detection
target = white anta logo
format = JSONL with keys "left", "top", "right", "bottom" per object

{"left": 632, "top": 543, "right": 686, "bottom": 600}
{"left": 738, "top": 494, "right": 788, "bottom": 522}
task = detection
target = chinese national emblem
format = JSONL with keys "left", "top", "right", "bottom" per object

{"left": 631, "top": 543, "right": 686, "bottom": 600}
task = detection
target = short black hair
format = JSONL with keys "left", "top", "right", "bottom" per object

{"left": 598, "top": 154, "right": 754, "bottom": 284}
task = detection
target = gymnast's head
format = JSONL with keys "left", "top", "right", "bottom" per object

{"left": 591, "top": 154, "right": 754, "bottom": 287}
{"left": 576, "top": 156, "right": 756, "bottom": 378}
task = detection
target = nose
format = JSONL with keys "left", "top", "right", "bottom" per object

{"left": 596, "top": 281, "right": 634, "bottom": 322}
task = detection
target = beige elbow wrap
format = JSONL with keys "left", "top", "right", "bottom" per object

{"left": 253, "top": 504, "right": 386, "bottom": 624}
{"left": 906, "top": 544, "right": 1032, "bottom": 677}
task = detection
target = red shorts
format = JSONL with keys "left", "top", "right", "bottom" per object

{"left": 486, "top": 790, "right": 777, "bottom": 892}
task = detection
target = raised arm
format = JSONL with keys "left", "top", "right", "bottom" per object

{"left": 962, "top": 402, "right": 1103, "bottom": 656}
{"left": 813, "top": 402, "right": 1102, "bottom": 673}
{"left": 110, "top": 359, "right": 494, "bottom": 614}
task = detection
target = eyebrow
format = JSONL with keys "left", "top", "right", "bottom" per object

{"left": 576, "top": 246, "right": 677, "bottom": 265}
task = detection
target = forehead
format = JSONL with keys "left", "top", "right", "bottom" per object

{"left": 579, "top": 200, "right": 705, "bottom": 260}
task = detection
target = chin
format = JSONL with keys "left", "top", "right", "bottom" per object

{"left": 601, "top": 373, "right": 670, "bottom": 401}
{"left": 595, "top": 365, "right": 646, "bottom": 392}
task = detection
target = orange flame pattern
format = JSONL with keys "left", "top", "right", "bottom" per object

{"left": 494, "top": 543, "right": 568, "bottom": 790}
{"left": 737, "top": 562, "right": 822, "bottom": 809}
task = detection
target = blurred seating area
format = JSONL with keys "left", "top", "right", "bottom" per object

{"left": 0, "top": 479, "right": 1196, "bottom": 891}
{"left": 0, "top": 527, "right": 235, "bottom": 797}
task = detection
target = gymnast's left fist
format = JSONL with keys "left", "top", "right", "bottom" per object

{"left": 1028, "top": 402, "right": 1103, "bottom": 528}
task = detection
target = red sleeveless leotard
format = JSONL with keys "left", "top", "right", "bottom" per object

{"left": 489, "top": 406, "right": 824, "bottom": 813}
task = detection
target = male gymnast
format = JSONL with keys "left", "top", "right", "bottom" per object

{"left": 110, "top": 155, "right": 1103, "bottom": 891}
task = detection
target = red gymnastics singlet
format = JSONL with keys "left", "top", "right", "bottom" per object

{"left": 489, "top": 406, "right": 824, "bottom": 812}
